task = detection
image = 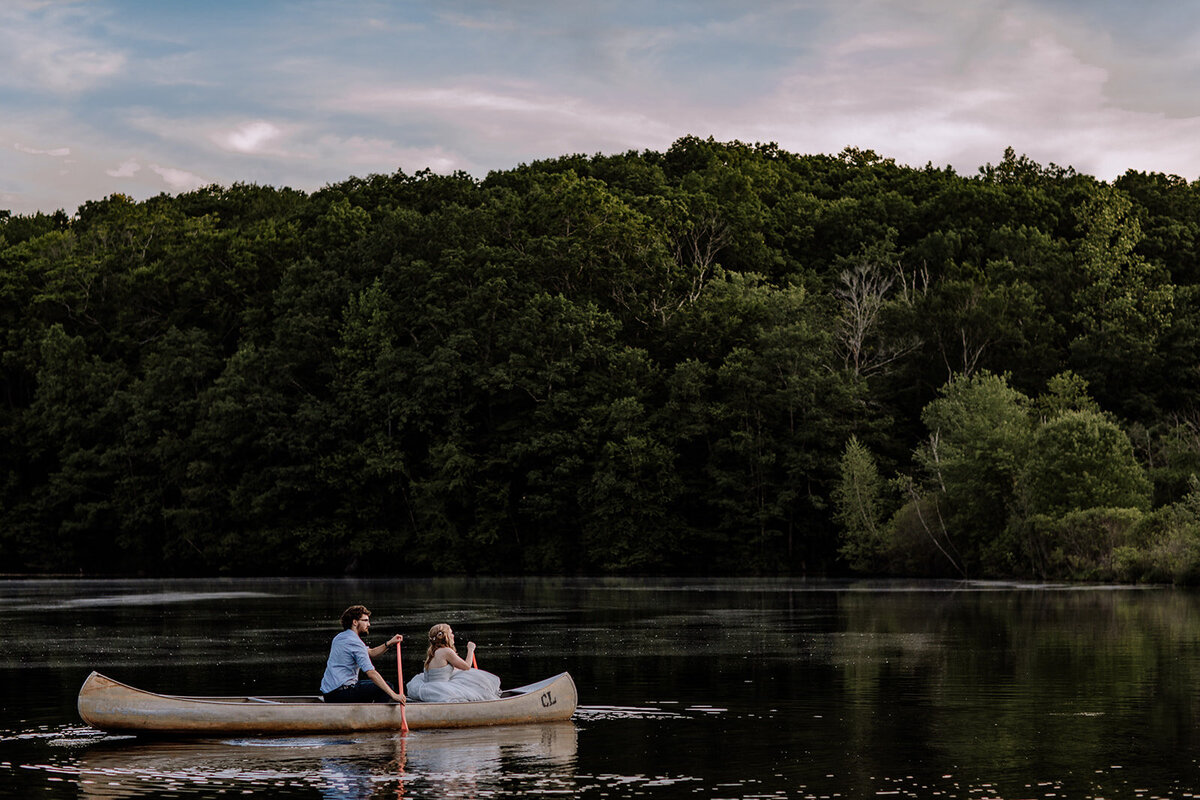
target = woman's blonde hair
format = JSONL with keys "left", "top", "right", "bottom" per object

{"left": 424, "top": 623, "right": 454, "bottom": 668}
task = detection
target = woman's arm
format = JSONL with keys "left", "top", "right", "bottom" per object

{"left": 433, "top": 645, "right": 474, "bottom": 670}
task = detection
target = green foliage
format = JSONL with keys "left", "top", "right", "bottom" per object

{"left": 1017, "top": 410, "right": 1152, "bottom": 518}
{"left": 2, "top": 140, "right": 1200, "bottom": 578}
{"left": 1111, "top": 481, "right": 1200, "bottom": 584}
{"left": 883, "top": 372, "right": 1157, "bottom": 579}
{"left": 1019, "top": 507, "right": 1144, "bottom": 580}
{"left": 833, "top": 436, "right": 889, "bottom": 571}
{"left": 1034, "top": 371, "right": 1100, "bottom": 419}
{"left": 1070, "top": 185, "right": 1175, "bottom": 417}
{"left": 914, "top": 372, "right": 1033, "bottom": 571}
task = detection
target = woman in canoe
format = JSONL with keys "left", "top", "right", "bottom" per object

{"left": 406, "top": 623, "right": 502, "bottom": 702}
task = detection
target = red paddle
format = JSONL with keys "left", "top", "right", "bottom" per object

{"left": 396, "top": 640, "right": 409, "bottom": 733}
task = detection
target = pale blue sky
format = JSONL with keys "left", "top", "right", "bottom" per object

{"left": 3, "top": 0, "right": 1199, "bottom": 215}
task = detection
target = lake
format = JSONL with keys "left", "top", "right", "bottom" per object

{"left": 1, "top": 577, "right": 1199, "bottom": 798}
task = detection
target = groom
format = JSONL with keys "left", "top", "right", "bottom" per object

{"left": 320, "top": 605, "right": 406, "bottom": 703}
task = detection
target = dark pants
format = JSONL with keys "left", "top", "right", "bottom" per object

{"left": 322, "top": 679, "right": 393, "bottom": 703}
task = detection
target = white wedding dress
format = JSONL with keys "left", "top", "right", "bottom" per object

{"left": 406, "top": 664, "right": 502, "bottom": 702}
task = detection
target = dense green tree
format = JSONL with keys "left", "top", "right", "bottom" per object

{"left": 1069, "top": 185, "right": 1175, "bottom": 417}
{"left": 12, "top": 325, "right": 127, "bottom": 571}
{"left": 1013, "top": 409, "right": 1153, "bottom": 580}
{"left": 833, "top": 436, "right": 889, "bottom": 572}
{"left": 3, "top": 138, "right": 1200, "bottom": 578}
{"left": 1017, "top": 411, "right": 1152, "bottom": 519}
{"left": 1113, "top": 170, "right": 1200, "bottom": 284}
{"left": 908, "top": 372, "right": 1035, "bottom": 575}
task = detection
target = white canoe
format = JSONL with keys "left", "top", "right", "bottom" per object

{"left": 78, "top": 670, "right": 577, "bottom": 734}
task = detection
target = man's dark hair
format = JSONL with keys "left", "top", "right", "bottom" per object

{"left": 341, "top": 605, "right": 370, "bottom": 630}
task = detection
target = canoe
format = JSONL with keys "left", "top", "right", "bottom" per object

{"left": 77, "top": 670, "right": 577, "bottom": 735}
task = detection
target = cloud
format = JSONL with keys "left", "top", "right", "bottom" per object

{"left": 126, "top": 108, "right": 471, "bottom": 177}
{"left": 215, "top": 120, "right": 285, "bottom": 155}
{"left": 6, "top": 0, "right": 1200, "bottom": 217}
{"left": 106, "top": 159, "right": 141, "bottom": 178}
{"left": 14, "top": 144, "right": 71, "bottom": 157}
{"left": 0, "top": 4, "right": 126, "bottom": 93}
{"left": 132, "top": 114, "right": 315, "bottom": 163}
{"left": 329, "top": 82, "right": 675, "bottom": 157}
{"left": 150, "top": 164, "right": 208, "bottom": 192}
{"left": 314, "top": 134, "right": 464, "bottom": 173}
{"left": 720, "top": 2, "right": 1200, "bottom": 178}
{"left": 364, "top": 86, "right": 550, "bottom": 114}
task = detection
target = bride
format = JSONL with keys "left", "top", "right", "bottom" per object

{"left": 405, "top": 623, "right": 502, "bottom": 702}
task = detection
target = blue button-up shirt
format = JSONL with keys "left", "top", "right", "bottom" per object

{"left": 320, "top": 629, "right": 375, "bottom": 693}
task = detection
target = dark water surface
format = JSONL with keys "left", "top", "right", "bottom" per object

{"left": 2, "top": 578, "right": 1200, "bottom": 798}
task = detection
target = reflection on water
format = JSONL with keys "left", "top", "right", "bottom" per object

{"left": 4, "top": 577, "right": 1200, "bottom": 798}
{"left": 25, "top": 591, "right": 276, "bottom": 610}
{"left": 70, "top": 724, "right": 576, "bottom": 799}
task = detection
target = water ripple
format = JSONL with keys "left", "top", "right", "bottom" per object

{"left": 573, "top": 705, "right": 688, "bottom": 720}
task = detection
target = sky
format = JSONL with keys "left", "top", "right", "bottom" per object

{"left": 3, "top": 0, "right": 1200, "bottom": 216}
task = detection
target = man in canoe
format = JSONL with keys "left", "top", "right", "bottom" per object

{"left": 320, "top": 605, "right": 406, "bottom": 703}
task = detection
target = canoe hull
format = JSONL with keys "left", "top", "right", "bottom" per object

{"left": 78, "top": 671, "right": 577, "bottom": 734}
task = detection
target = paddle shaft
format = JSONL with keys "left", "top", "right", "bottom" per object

{"left": 396, "top": 640, "right": 408, "bottom": 732}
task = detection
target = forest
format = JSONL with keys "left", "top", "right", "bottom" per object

{"left": 3, "top": 136, "right": 1200, "bottom": 581}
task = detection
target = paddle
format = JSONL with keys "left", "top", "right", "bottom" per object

{"left": 396, "top": 639, "right": 409, "bottom": 733}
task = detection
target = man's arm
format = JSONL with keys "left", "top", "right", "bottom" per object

{"left": 364, "top": 668, "right": 405, "bottom": 703}
{"left": 367, "top": 634, "right": 403, "bottom": 659}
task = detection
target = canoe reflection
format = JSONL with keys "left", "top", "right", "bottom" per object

{"left": 77, "top": 722, "right": 577, "bottom": 799}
